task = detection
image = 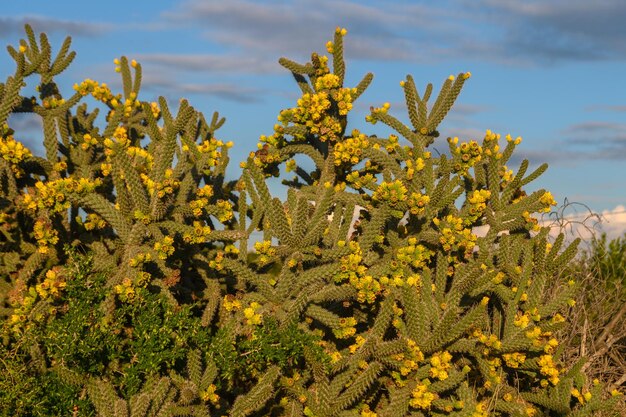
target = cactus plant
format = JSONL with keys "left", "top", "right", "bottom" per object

{"left": 1, "top": 25, "right": 622, "bottom": 417}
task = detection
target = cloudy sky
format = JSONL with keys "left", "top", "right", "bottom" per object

{"left": 2, "top": 0, "right": 626, "bottom": 239}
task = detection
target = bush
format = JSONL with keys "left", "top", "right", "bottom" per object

{"left": 1, "top": 25, "right": 623, "bottom": 416}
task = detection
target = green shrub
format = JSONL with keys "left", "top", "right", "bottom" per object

{"left": 1, "top": 25, "right": 623, "bottom": 416}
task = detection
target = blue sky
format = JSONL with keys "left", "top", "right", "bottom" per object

{"left": 2, "top": 0, "right": 626, "bottom": 238}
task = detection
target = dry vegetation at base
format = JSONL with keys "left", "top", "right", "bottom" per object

{"left": 558, "top": 234, "right": 626, "bottom": 415}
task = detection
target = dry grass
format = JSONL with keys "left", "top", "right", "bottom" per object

{"left": 556, "top": 244, "right": 626, "bottom": 415}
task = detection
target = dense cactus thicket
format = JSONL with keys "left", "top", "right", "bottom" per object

{"left": 0, "top": 25, "right": 622, "bottom": 416}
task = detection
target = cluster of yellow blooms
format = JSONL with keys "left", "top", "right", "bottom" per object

{"left": 333, "top": 129, "right": 369, "bottom": 166}
{"left": 75, "top": 61, "right": 146, "bottom": 119}
{"left": 396, "top": 238, "right": 434, "bottom": 270}
{"left": 502, "top": 352, "right": 527, "bottom": 368}
{"left": 470, "top": 402, "right": 490, "bottom": 417}
{"left": 448, "top": 137, "right": 482, "bottom": 175}
{"left": 242, "top": 301, "right": 263, "bottom": 326}
{"left": 410, "top": 379, "right": 437, "bottom": 410}
{"left": 539, "top": 191, "right": 557, "bottom": 213}
{"left": 334, "top": 241, "right": 382, "bottom": 302}
{"left": 432, "top": 214, "right": 477, "bottom": 259}
{"left": 332, "top": 316, "right": 357, "bottom": 339}
{"left": 537, "top": 354, "right": 560, "bottom": 386}
{"left": 429, "top": 350, "right": 453, "bottom": 380}
{"left": 73, "top": 78, "right": 118, "bottom": 105}
{"left": 373, "top": 133, "right": 402, "bottom": 154}
{"left": 153, "top": 236, "right": 175, "bottom": 260}
{"left": 0, "top": 131, "right": 32, "bottom": 177}
{"left": 471, "top": 328, "right": 502, "bottom": 355}
{"left": 335, "top": 241, "right": 367, "bottom": 283}
{"left": 199, "top": 384, "right": 220, "bottom": 405}
{"left": 132, "top": 209, "right": 151, "bottom": 225}
{"left": 513, "top": 307, "right": 541, "bottom": 329}
{"left": 120, "top": 92, "right": 141, "bottom": 118}
{"left": 212, "top": 200, "right": 234, "bottom": 222}
{"left": 103, "top": 126, "right": 130, "bottom": 154}
{"left": 314, "top": 73, "right": 341, "bottom": 91}
{"left": 142, "top": 169, "right": 180, "bottom": 199}
{"left": 9, "top": 268, "right": 66, "bottom": 334}
{"left": 483, "top": 356, "right": 504, "bottom": 389}
{"left": 407, "top": 192, "right": 430, "bottom": 216}
{"left": 329, "top": 86, "right": 354, "bottom": 116}
{"left": 253, "top": 240, "right": 277, "bottom": 267}
{"left": 34, "top": 267, "right": 66, "bottom": 300}
{"left": 404, "top": 153, "right": 428, "bottom": 180}
{"left": 222, "top": 294, "right": 241, "bottom": 312}
{"left": 348, "top": 335, "right": 366, "bottom": 354}
{"left": 470, "top": 316, "right": 563, "bottom": 389}
{"left": 113, "top": 270, "right": 151, "bottom": 303}
{"left": 284, "top": 158, "right": 297, "bottom": 173}
{"left": 571, "top": 387, "right": 593, "bottom": 405}
{"left": 281, "top": 90, "right": 343, "bottom": 142}
{"left": 81, "top": 133, "right": 98, "bottom": 150}
{"left": 271, "top": 66, "right": 353, "bottom": 145}
{"left": 20, "top": 177, "right": 102, "bottom": 215}
{"left": 196, "top": 138, "right": 231, "bottom": 174}
{"left": 498, "top": 165, "right": 515, "bottom": 190}
{"left": 129, "top": 252, "right": 152, "bottom": 268}
{"left": 208, "top": 251, "right": 224, "bottom": 271}
{"left": 282, "top": 92, "right": 327, "bottom": 126}
{"left": 525, "top": 325, "right": 560, "bottom": 354}
{"left": 481, "top": 130, "right": 505, "bottom": 159}
{"left": 41, "top": 96, "right": 65, "bottom": 109}
{"left": 345, "top": 170, "right": 377, "bottom": 190}
{"left": 33, "top": 218, "right": 59, "bottom": 253}
{"left": 81, "top": 213, "right": 107, "bottom": 231}
{"left": 390, "top": 338, "right": 425, "bottom": 386}
{"left": 465, "top": 189, "right": 491, "bottom": 225}
{"left": 126, "top": 145, "right": 154, "bottom": 173}
{"left": 391, "top": 300, "right": 405, "bottom": 329}
{"left": 182, "top": 220, "right": 212, "bottom": 244}
{"left": 372, "top": 180, "right": 407, "bottom": 207}
{"left": 189, "top": 184, "right": 214, "bottom": 217}
{"left": 114, "top": 277, "right": 137, "bottom": 302}
{"left": 352, "top": 274, "right": 381, "bottom": 304}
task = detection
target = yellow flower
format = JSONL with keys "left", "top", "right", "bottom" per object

{"left": 153, "top": 236, "right": 175, "bottom": 259}
{"left": 503, "top": 352, "right": 526, "bottom": 368}
{"left": 223, "top": 295, "right": 241, "bottom": 311}
{"left": 0, "top": 134, "right": 33, "bottom": 177}
{"left": 539, "top": 191, "right": 557, "bottom": 213}
{"left": 200, "top": 384, "right": 219, "bottom": 404}
{"left": 537, "top": 354, "right": 560, "bottom": 386}
{"left": 243, "top": 302, "right": 262, "bottom": 325}
{"left": 429, "top": 351, "right": 453, "bottom": 380}
{"left": 410, "top": 380, "right": 436, "bottom": 409}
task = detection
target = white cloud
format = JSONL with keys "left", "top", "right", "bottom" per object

{"left": 597, "top": 205, "right": 626, "bottom": 240}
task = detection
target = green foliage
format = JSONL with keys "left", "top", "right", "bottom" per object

{"left": 0, "top": 340, "right": 95, "bottom": 416}
{"left": 29, "top": 252, "right": 211, "bottom": 396}
{"left": 1, "top": 25, "right": 623, "bottom": 417}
